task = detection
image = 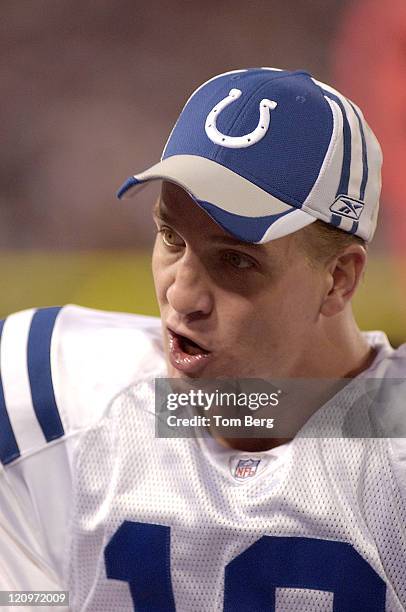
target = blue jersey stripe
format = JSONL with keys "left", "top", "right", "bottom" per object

{"left": 27, "top": 307, "right": 65, "bottom": 443}
{"left": 0, "top": 319, "right": 21, "bottom": 465}
{"left": 322, "top": 90, "right": 352, "bottom": 198}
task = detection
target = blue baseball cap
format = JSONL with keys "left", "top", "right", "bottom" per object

{"left": 118, "top": 68, "right": 382, "bottom": 243}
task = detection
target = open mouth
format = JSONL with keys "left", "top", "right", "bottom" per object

{"left": 167, "top": 328, "right": 211, "bottom": 373}
{"left": 176, "top": 332, "right": 210, "bottom": 356}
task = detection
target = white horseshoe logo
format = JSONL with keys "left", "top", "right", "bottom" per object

{"left": 205, "top": 88, "right": 277, "bottom": 149}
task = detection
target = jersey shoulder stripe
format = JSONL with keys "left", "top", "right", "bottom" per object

{"left": 27, "top": 307, "right": 64, "bottom": 443}
{"left": 0, "top": 319, "right": 20, "bottom": 465}
{"left": 0, "top": 304, "right": 165, "bottom": 467}
{"left": 0, "top": 306, "right": 64, "bottom": 466}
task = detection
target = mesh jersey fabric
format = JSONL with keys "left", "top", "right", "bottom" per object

{"left": 68, "top": 370, "right": 406, "bottom": 610}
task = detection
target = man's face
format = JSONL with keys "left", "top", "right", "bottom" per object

{"left": 152, "top": 181, "right": 327, "bottom": 380}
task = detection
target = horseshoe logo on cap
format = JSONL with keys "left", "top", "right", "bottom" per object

{"left": 205, "top": 88, "right": 277, "bottom": 149}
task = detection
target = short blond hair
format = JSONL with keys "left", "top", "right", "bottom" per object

{"left": 298, "top": 220, "right": 367, "bottom": 266}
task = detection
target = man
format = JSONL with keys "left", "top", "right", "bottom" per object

{"left": 0, "top": 68, "right": 405, "bottom": 611}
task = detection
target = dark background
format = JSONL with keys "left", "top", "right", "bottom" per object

{"left": 1, "top": 0, "right": 405, "bottom": 341}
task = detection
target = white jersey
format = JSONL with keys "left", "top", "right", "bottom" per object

{"left": 0, "top": 305, "right": 405, "bottom": 611}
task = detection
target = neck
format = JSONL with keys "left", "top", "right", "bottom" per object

{"left": 309, "top": 310, "right": 376, "bottom": 379}
{"left": 214, "top": 310, "right": 376, "bottom": 453}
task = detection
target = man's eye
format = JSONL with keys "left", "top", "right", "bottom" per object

{"left": 223, "top": 251, "right": 255, "bottom": 269}
{"left": 160, "top": 227, "right": 184, "bottom": 247}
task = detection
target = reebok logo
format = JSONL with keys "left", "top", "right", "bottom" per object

{"left": 330, "top": 195, "right": 365, "bottom": 220}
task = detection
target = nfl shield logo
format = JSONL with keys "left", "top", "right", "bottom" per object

{"left": 233, "top": 458, "right": 261, "bottom": 480}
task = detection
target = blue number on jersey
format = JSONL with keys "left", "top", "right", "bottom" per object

{"left": 105, "top": 521, "right": 386, "bottom": 611}
{"left": 105, "top": 522, "right": 175, "bottom": 611}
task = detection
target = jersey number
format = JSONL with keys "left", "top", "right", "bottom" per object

{"left": 104, "top": 521, "right": 386, "bottom": 611}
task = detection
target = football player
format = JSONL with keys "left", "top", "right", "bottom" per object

{"left": 1, "top": 68, "right": 405, "bottom": 611}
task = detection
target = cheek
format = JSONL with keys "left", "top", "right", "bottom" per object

{"left": 273, "top": 270, "right": 324, "bottom": 330}
{"left": 241, "top": 272, "right": 322, "bottom": 344}
{"left": 218, "top": 296, "right": 276, "bottom": 349}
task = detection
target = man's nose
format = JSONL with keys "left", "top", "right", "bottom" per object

{"left": 166, "top": 253, "right": 213, "bottom": 320}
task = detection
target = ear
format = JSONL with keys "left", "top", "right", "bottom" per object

{"left": 320, "top": 245, "right": 367, "bottom": 317}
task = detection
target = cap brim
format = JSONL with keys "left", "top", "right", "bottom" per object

{"left": 117, "top": 154, "right": 315, "bottom": 243}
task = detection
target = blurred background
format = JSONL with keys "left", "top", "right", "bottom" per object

{"left": 1, "top": 0, "right": 405, "bottom": 343}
